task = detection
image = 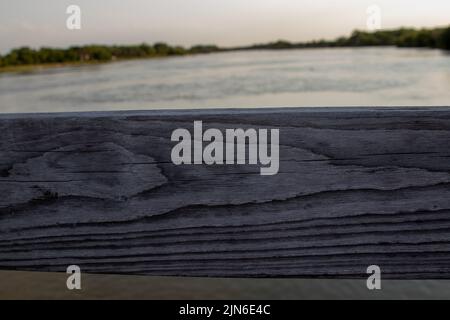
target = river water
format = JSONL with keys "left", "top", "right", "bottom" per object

{"left": 1, "top": 47, "right": 450, "bottom": 113}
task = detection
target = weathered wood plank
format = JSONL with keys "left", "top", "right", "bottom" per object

{"left": 1, "top": 107, "right": 450, "bottom": 278}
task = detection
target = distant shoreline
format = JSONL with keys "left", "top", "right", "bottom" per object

{"left": 1, "top": 25, "right": 449, "bottom": 74}
{"left": 0, "top": 61, "right": 103, "bottom": 74}
{"left": 0, "top": 46, "right": 443, "bottom": 75}
{"left": 0, "top": 56, "right": 178, "bottom": 74}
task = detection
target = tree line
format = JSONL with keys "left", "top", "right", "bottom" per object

{"left": 1, "top": 26, "right": 449, "bottom": 68}
{"left": 245, "top": 26, "right": 450, "bottom": 50}
{"left": 0, "top": 43, "right": 220, "bottom": 67}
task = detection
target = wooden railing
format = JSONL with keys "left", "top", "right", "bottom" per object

{"left": 1, "top": 107, "right": 450, "bottom": 278}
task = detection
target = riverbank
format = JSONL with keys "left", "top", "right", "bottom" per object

{"left": 0, "top": 54, "right": 206, "bottom": 74}
{"left": 0, "top": 44, "right": 221, "bottom": 74}
{"left": 0, "top": 57, "right": 177, "bottom": 74}
{"left": 0, "top": 61, "right": 106, "bottom": 74}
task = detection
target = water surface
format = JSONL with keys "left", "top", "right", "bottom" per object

{"left": 1, "top": 47, "right": 449, "bottom": 113}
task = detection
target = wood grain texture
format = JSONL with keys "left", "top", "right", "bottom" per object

{"left": 1, "top": 107, "right": 450, "bottom": 279}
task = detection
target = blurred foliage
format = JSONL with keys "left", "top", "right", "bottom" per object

{"left": 0, "top": 26, "right": 449, "bottom": 68}
{"left": 247, "top": 26, "right": 450, "bottom": 51}
{"left": 0, "top": 43, "right": 220, "bottom": 67}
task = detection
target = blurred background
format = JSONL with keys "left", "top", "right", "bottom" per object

{"left": 0, "top": 0, "right": 449, "bottom": 113}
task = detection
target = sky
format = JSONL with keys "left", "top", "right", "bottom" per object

{"left": 0, "top": 0, "right": 449, "bottom": 54}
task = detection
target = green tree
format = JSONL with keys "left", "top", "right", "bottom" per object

{"left": 154, "top": 42, "right": 170, "bottom": 56}
{"left": 168, "top": 46, "right": 187, "bottom": 55}
{"left": 189, "top": 45, "right": 220, "bottom": 54}
{"left": 64, "top": 47, "right": 83, "bottom": 62}
{"left": 415, "top": 30, "right": 436, "bottom": 47}
{"left": 12, "top": 47, "right": 38, "bottom": 64}
{"left": 89, "top": 46, "right": 113, "bottom": 61}
{"left": 139, "top": 43, "right": 156, "bottom": 57}
{"left": 438, "top": 27, "right": 450, "bottom": 50}
{"left": 3, "top": 51, "right": 19, "bottom": 66}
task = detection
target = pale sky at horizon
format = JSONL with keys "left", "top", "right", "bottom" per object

{"left": 0, "top": 0, "right": 449, "bottom": 54}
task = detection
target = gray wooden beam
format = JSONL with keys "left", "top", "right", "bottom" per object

{"left": 1, "top": 107, "right": 450, "bottom": 278}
